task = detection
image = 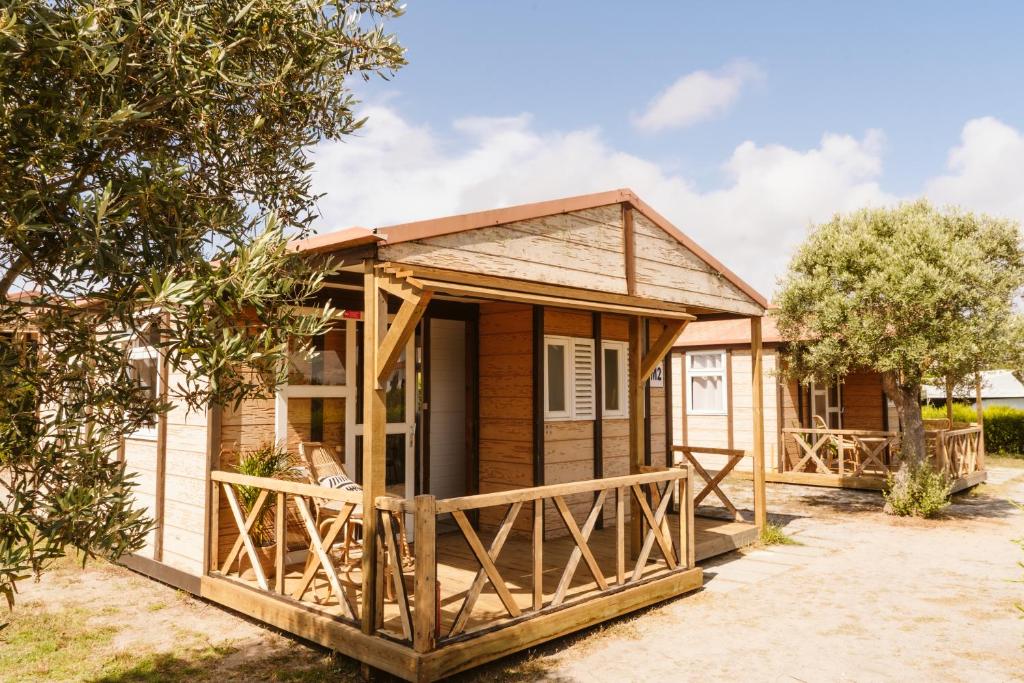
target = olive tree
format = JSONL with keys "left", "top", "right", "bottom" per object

{"left": 0, "top": 0, "right": 405, "bottom": 606}
{"left": 775, "top": 201, "right": 1024, "bottom": 466}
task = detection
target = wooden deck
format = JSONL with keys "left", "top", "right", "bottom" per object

{"left": 208, "top": 512, "right": 753, "bottom": 637}
{"left": 204, "top": 468, "right": 756, "bottom": 680}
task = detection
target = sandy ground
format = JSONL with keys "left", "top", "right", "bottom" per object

{"left": 8, "top": 462, "right": 1024, "bottom": 682}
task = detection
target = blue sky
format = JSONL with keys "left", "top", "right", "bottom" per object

{"left": 312, "top": 1, "right": 1024, "bottom": 296}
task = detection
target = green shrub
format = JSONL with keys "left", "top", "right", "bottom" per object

{"left": 921, "top": 402, "right": 979, "bottom": 424}
{"left": 883, "top": 462, "right": 951, "bottom": 518}
{"left": 234, "top": 443, "right": 296, "bottom": 545}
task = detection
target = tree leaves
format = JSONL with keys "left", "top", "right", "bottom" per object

{"left": 0, "top": 0, "right": 405, "bottom": 603}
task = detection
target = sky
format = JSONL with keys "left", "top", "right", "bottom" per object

{"left": 309, "top": 1, "right": 1024, "bottom": 299}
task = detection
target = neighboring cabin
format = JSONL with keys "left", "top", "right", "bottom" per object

{"left": 923, "top": 369, "right": 1024, "bottom": 411}
{"left": 672, "top": 315, "right": 985, "bottom": 492}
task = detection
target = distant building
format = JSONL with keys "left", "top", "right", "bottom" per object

{"left": 922, "top": 370, "right": 1024, "bottom": 410}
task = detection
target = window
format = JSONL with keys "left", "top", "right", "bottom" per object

{"left": 127, "top": 331, "right": 160, "bottom": 440}
{"left": 687, "top": 350, "right": 726, "bottom": 415}
{"left": 544, "top": 336, "right": 621, "bottom": 421}
{"left": 544, "top": 337, "right": 571, "bottom": 419}
{"left": 602, "top": 341, "right": 628, "bottom": 418}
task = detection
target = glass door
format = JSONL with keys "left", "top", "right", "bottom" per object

{"left": 810, "top": 380, "right": 842, "bottom": 429}
{"left": 349, "top": 319, "right": 417, "bottom": 505}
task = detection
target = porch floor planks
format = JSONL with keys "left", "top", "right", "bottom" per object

{"left": 224, "top": 514, "right": 756, "bottom": 641}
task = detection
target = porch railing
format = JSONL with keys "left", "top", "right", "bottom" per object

{"left": 783, "top": 426, "right": 985, "bottom": 480}
{"left": 209, "top": 470, "right": 365, "bottom": 625}
{"left": 781, "top": 428, "right": 900, "bottom": 477}
{"left": 376, "top": 466, "right": 695, "bottom": 652}
{"left": 672, "top": 445, "right": 748, "bottom": 522}
{"left": 209, "top": 467, "right": 696, "bottom": 657}
{"left": 927, "top": 426, "right": 984, "bottom": 478}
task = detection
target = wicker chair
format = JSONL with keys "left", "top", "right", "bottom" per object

{"left": 297, "top": 442, "right": 411, "bottom": 602}
{"left": 297, "top": 442, "right": 363, "bottom": 567}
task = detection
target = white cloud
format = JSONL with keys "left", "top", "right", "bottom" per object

{"left": 633, "top": 61, "right": 763, "bottom": 132}
{"left": 311, "top": 105, "right": 894, "bottom": 298}
{"left": 924, "top": 116, "right": 1024, "bottom": 221}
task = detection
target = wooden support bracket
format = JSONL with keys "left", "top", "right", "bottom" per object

{"left": 376, "top": 289, "right": 433, "bottom": 381}
{"left": 640, "top": 319, "right": 688, "bottom": 384}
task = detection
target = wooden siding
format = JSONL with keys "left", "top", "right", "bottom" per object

{"left": 843, "top": 371, "right": 886, "bottom": 431}
{"left": 540, "top": 311, "right": 669, "bottom": 537}
{"left": 217, "top": 394, "right": 275, "bottom": 561}
{"left": 122, "top": 362, "right": 209, "bottom": 577}
{"left": 631, "top": 212, "right": 763, "bottom": 317}
{"left": 478, "top": 302, "right": 534, "bottom": 531}
{"left": 380, "top": 205, "right": 763, "bottom": 317}
{"left": 671, "top": 346, "right": 779, "bottom": 472}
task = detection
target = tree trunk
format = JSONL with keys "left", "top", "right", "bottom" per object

{"left": 881, "top": 371, "right": 926, "bottom": 466}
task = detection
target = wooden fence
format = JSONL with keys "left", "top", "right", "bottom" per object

{"left": 673, "top": 445, "right": 748, "bottom": 521}
{"left": 781, "top": 428, "right": 900, "bottom": 477}
{"left": 376, "top": 467, "right": 695, "bottom": 651}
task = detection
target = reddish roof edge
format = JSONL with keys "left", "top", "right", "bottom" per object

{"left": 376, "top": 189, "right": 634, "bottom": 245}
{"left": 622, "top": 191, "right": 769, "bottom": 309}
{"left": 288, "top": 226, "right": 381, "bottom": 255}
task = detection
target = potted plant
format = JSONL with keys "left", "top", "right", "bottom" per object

{"left": 234, "top": 442, "right": 298, "bottom": 580}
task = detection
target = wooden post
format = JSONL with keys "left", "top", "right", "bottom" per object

{"left": 975, "top": 373, "right": 986, "bottom": 471}
{"left": 945, "top": 376, "right": 955, "bottom": 426}
{"left": 628, "top": 316, "right": 644, "bottom": 558}
{"left": 750, "top": 317, "right": 767, "bottom": 533}
{"left": 678, "top": 468, "right": 695, "bottom": 568}
{"left": 413, "top": 495, "right": 437, "bottom": 653}
{"left": 361, "top": 261, "right": 387, "bottom": 637}
{"left": 274, "top": 491, "right": 286, "bottom": 594}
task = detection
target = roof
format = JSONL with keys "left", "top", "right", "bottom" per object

{"left": 674, "top": 313, "right": 783, "bottom": 348}
{"left": 923, "top": 370, "right": 1024, "bottom": 400}
{"left": 289, "top": 189, "right": 768, "bottom": 309}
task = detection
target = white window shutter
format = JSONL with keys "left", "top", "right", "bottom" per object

{"left": 573, "top": 339, "right": 595, "bottom": 419}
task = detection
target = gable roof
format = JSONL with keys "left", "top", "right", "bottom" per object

{"left": 290, "top": 189, "right": 768, "bottom": 310}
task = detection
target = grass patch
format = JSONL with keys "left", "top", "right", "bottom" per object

{"left": 0, "top": 603, "right": 117, "bottom": 683}
{"left": 759, "top": 523, "right": 801, "bottom": 546}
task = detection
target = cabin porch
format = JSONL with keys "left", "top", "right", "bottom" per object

{"left": 774, "top": 425, "right": 986, "bottom": 492}
{"left": 203, "top": 467, "right": 758, "bottom": 680}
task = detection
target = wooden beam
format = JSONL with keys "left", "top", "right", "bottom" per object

{"left": 639, "top": 319, "right": 688, "bottom": 384}
{"left": 381, "top": 262, "right": 692, "bottom": 314}
{"left": 750, "top": 316, "right": 767, "bottom": 532}
{"left": 378, "top": 274, "right": 422, "bottom": 304}
{"left": 361, "top": 260, "right": 387, "bottom": 636}
{"left": 532, "top": 305, "right": 545, "bottom": 487}
{"left": 623, "top": 203, "right": 636, "bottom": 295}
{"left": 410, "top": 277, "right": 693, "bottom": 320}
{"left": 628, "top": 316, "right": 644, "bottom": 559}
{"left": 377, "top": 290, "right": 433, "bottom": 381}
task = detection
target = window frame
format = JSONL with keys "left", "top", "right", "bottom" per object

{"left": 686, "top": 349, "right": 728, "bottom": 416}
{"left": 543, "top": 335, "right": 573, "bottom": 420}
{"left": 601, "top": 340, "right": 628, "bottom": 419}
{"left": 127, "top": 337, "right": 160, "bottom": 441}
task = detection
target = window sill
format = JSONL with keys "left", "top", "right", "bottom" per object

{"left": 687, "top": 411, "right": 728, "bottom": 417}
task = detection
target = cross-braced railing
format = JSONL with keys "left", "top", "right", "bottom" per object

{"left": 930, "top": 426, "right": 984, "bottom": 478}
{"left": 673, "top": 445, "right": 747, "bottom": 521}
{"left": 209, "top": 470, "right": 364, "bottom": 624}
{"left": 782, "top": 428, "right": 900, "bottom": 477}
{"left": 375, "top": 467, "right": 696, "bottom": 652}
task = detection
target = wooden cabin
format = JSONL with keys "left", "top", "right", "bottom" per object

{"left": 673, "top": 316, "right": 987, "bottom": 493}
{"left": 117, "top": 189, "right": 769, "bottom": 681}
